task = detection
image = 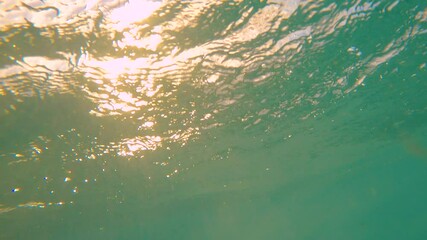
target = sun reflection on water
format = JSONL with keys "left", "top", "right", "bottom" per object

{"left": 109, "top": 0, "right": 162, "bottom": 31}
{"left": 78, "top": 0, "right": 196, "bottom": 157}
{"left": 3, "top": 0, "right": 423, "bottom": 219}
{"left": 74, "top": 0, "right": 309, "bottom": 158}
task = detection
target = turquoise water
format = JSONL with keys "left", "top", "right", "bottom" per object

{"left": 1, "top": 0, "right": 427, "bottom": 239}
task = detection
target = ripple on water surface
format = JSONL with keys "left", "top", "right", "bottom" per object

{"left": 1, "top": 0, "right": 427, "bottom": 239}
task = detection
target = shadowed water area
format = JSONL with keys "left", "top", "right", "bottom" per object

{"left": 1, "top": 0, "right": 427, "bottom": 239}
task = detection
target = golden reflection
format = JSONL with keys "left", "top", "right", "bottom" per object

{"left": 15, "top": 201, "right": 71, "bottom": 209}
{"left": 118, "top": 32, "right": 163, "bottom": 51}
{"left": 0, "top": 206, "right": 15, "bottom": 214}
{"left": 81, "top": 56, "right": 157, "bottom": 116}
{"left": 78, "top": 2, "right": 172, "bottom": 157}
{"left": 109, "top": 0, "right": 162, "bottom": 31}
{"left": 18, "top": 202, "right": 46, "bottom": 208}
{"left": 77, "top": 0, "right": 304, "bottom": 158}
{"left": 118, "top": 136, "right": 162, "bottom": 156}
{"left": 0, "top": 56, "right": 74, "bottom": 97}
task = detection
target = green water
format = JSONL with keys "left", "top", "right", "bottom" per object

{"left": 1, "top": 0, "right": 427, "bottom": 239}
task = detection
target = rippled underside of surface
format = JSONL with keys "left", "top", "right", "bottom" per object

{"left": 1, "top": 0, "right": 427, "bottom": 239}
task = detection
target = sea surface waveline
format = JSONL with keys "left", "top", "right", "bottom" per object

{"left": 1, "top": 0, "right": 427, "bottom": 239}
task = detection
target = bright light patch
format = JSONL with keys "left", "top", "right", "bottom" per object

{"left": 110, "top": 0, "right": 162, "bottom": 31}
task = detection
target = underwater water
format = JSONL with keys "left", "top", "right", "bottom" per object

{"left": 1, "top": 0, "right": 427, "bottom": 239}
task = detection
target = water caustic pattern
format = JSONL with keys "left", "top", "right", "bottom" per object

{"left": 1, "top": 0, "right": 427, "bottom": 239}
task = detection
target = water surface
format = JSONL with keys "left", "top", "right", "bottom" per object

{"left": 1, "top": 0, "right": 427, "bottom": 239}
